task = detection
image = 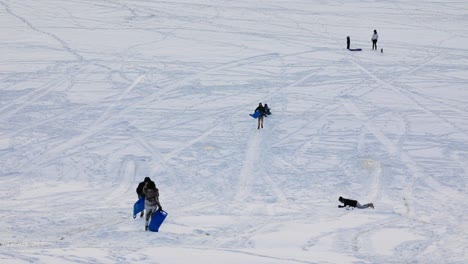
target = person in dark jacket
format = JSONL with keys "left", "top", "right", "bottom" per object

{"left": 136, "top": 177, "right": 153, "bottom": 199}
{"left": 264, "top": 103, "right": 271, "bottom": 116}
{"left": 136, "top": 177, "right": 153, "bottom": 217}
{"left": 347, "top": 36, "right": 350, "bottom": 49}
{"left": 143, "top": 181, "right": 163, "bottom": 231}
{"left": 255, "top": 102, "right": 265, "bottom": 129}
{"left": 338, "top": 196, "right": 374, "bottom": 209}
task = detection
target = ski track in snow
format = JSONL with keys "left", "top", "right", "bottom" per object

{"left": 1, "top": 0, "right": 467, "bottom": 263}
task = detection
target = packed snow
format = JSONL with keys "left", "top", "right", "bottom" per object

{"left": 1, "top": 0, "right": 467, "bottom": 263}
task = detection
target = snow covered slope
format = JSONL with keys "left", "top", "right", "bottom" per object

{"left": 1, "top": 0, "right": 467, "bottom": 263}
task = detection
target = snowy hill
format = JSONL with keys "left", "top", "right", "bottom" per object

{"left": 1, "top": 1, "right": 467, "bottom": 263}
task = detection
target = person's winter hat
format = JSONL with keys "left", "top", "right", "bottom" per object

{"left": 144, "top": 177, "right": 152, "bottom": 183}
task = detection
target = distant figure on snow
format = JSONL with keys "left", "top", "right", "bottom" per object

{"left": 254, "top": 102, "right": 265, "bottom": 129}
{"left": 264, "top": 103, "right": 271, "bottom": 116}
{"left": 347, "top": 36, "right": 350, "bottom": 49}
{"left": 338, "top": 196, "right": 374, "bottom": 209}
{"left": 371, "top": 29, "right": 379, "bottom": 50}
{"left": 143, "top": 181, "right": 163, "bottom": 231}
{"left": 136, "top": 177, "right": 153, "bottom": 217}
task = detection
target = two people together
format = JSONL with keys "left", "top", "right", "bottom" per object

{"left": 254, "top": 102, "right": 271, "bottom": 129}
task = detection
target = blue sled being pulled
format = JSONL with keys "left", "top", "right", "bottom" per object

{"left": 250, "top": 110, "right": 262, "bottom": 118}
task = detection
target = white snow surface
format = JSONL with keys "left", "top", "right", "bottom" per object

{"left": 1, "top": 0, "right": 467, "bottom": 263}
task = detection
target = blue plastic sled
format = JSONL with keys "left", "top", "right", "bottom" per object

{"left": 250, "top": 111, "right": 262, "bottom": 119}
{"left": 149, "top": 210, "right": 168, "bottom": 232}
{"left": 133, "top": 197, "right": 145, "bottom": 219}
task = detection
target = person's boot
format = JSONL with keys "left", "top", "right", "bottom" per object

{"left": 140, "top": 211, "right": 144, "bottom": 218}
{"left": 145, "top": 225, "right": 148, "bottom": 231}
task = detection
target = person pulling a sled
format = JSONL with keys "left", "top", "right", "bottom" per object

{"left": 136, "top": 177, "right": 153, "bottom": 217}
{"left": 338, "top": 196, "right": 374, "bottom": 209}
{"left": 143, "top": 181, "right": 163, "bottom": 231}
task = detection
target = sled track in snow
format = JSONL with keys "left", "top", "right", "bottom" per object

{"left": 0, "top": 64, "right": 85, "bottom": 124}
{"left": 1, "top": 1, "right": 84, "bottom": 61}
{"left": 233, "top": 116, "right": 290, "bottom": 214}
{"left": 349, "top": 57, "right": 468, "bottom": 140}
{"left": 340, "top": 97, "right": 464, "bottom": 260}
{"left": 347, "top": 59, "right": 467, "bottom": 202}
{"left": 234, "top": 131, "right": 260, "bottom": 206}
{"left": 15, "top": 75, "right": 145, "bottom": 174}
{"left": 106, "top": 156, "right": 137, "bottom": 201}
{"left": 340, "top": 98, "right": 416, "bottom": 216}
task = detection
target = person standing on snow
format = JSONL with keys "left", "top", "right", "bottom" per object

{"left": 143, "top": 181, "right": 163, "bottom": 231}
{"left": 347, "top": 36, "right": 350, "bottom": 50}
{"left": 136, "top": 177, "right": 153, "bottom": 217}
{"left": 254, "top": 102, "right": 265, "bottom": 129}
{"left": 371, "top": 29, "right": 379, "bottom": 50}
{"left": 264, "top": 103, "right": 271, "bottom": 116}
{"left": 338, "top": 196, "right": 374, "bottom": 209}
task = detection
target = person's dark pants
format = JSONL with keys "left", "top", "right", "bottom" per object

{"left": 257, "top": 116, "right": 264, "bottom": 129}
{"left": 372, "top": 40, "right": 377, "bottom": 50}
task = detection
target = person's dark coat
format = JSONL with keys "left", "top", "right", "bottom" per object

{"left": 264, "top": 104, "right": 271, "bottom": 115}
{"left": 255, "top": 103, "right": 265, "bottom": 117}
{"left": 136, "top": 177, "right": 153, "bottom": 198}
{"left": 338, "top": 196, "right": 357, "bottom": 207}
